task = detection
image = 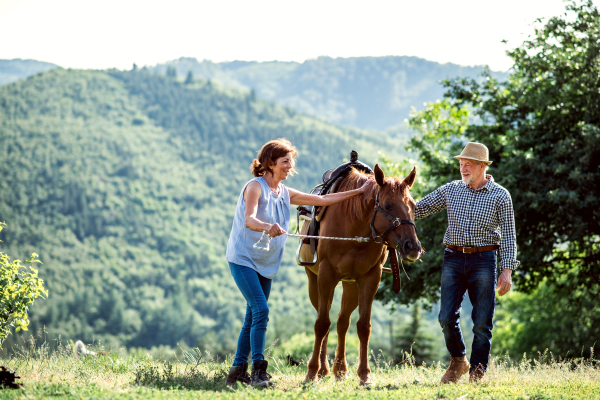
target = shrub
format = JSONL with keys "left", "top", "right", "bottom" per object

{"left": 0, "top": 223, "right": 48, "bottom": 348}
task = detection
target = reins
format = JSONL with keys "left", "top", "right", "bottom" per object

{"left": 253, "top": 231, "right": 370, "bottom": 252}
{"left": 253, "top": 187, "right": 417, "bottom": 253}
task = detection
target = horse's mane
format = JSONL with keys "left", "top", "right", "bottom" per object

{"left": 335, "top": 168, "right": 409, "bottom": 220}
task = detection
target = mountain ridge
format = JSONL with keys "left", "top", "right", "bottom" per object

{"left": 0, "top": 58, "right": 59, "bottom": 85}
{"left": 153, "top": 55, "right": 508, "bottom": 130}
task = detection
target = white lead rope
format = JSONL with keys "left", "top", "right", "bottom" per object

{"left": 253, "top": 231, "right": 371, "bottom": 251}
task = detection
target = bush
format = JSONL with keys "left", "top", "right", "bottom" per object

{"left": 0, "top": 223, "right": 48, "bottom": 348}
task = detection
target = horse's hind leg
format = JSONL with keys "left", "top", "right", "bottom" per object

{"left": 304, "top": 263, "right": 337, "bottom": 383}
{"left": 305, "top": 267, "right": 331, "bottom": 378}
{"left": 355, "top": 266, "right": 382, "bottom": 386}
{"left": 332, "top": 281, "right": 358, "bottom": 381}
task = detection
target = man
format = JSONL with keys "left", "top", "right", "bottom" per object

{"left": 415, "top": 142, "right": 519, "bottom": 383}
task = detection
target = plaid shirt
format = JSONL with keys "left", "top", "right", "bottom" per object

{"left": 415, "top": 175, "right": 520, "bottom": 270}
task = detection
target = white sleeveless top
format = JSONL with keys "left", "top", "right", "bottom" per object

{"left": 225, "top": 177, "right": 291, "bottom": 279}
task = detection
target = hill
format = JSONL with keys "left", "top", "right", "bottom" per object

{"left": 0, "top": 67, "right": 407, "bottom": 355}
{"left": 0, "top": 58, "right": 59, "bottom": 85}
{"left": 153, "top": 56, "right": 508, "bottom": 131}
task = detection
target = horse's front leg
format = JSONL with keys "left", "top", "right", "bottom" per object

{"left": 319, "top": 331, "right": 330, "bottom": 378}
{"left": 305, "top": 267, "right": 331, "bottom": 377}
{"left": 332, "top": 281, "right": 358, "bottom": 381}
{"left": 355, "top": 266, "right": 382, "bottom": 386}
{"left": 304, "top": 262, "right": 337, "bottom": 383}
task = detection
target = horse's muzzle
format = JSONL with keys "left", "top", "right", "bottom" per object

{"left": 398, "top": 239, "right": 422, "bottom": 262}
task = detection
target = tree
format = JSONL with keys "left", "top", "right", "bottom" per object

{"left": 0, "top": 223, "right": 47, "bottom": 348}
{"left": 443, "top": 0, "right": 600, "bottom": 293}
{"left": 393, "top": 302, "right": 438, "bottom": 366}
{"left": 379, "top": 0, "right": 600, "bottom": 358}
{"left": 493, "top": 278, "right": 599, "bottom": 359}
{"left": 166, "top": 66, "right": 177, "bottom": 78}
{"left": 185, "top": 70, "right": 194, "bottom": 85}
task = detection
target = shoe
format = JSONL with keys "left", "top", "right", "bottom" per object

{"left": 251, "top": 360, "right": 274, "bottom": 388}
{"left": 440, "top": 356, "right": 470, "bottom": 384}
{"left": 469, "top": 366, "right": 485, "bottom": 383}
{"left": 226, "top": 362, "right": 250, "bottom": 385}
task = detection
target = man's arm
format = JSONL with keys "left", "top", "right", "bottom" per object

{"left": 414, "top": 184, "right": 449, "bottom": 220}
{"left": 496, "top": 194, "right": 520, "bottom": 296}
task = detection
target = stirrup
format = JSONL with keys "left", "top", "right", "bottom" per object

{"left": 296, "top": 243, "right": 317, "bottom": 266}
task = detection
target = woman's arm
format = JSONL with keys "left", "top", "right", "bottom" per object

{"left": 244, "top": 181, "right": 286, "bottom": 237}
{"left": 289, "top": 181, "right": 370, "bottom": 206}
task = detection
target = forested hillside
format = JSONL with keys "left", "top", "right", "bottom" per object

{"left": 0, "top": 59, "right": 58, "bottom": 85}
{"left": 0, "top": 67, "right": 407, "bottom": 355}
{"left": 153, "top": 56, "right": 508, "bottom": 131}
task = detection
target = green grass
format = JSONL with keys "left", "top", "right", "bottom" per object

{"left": 0, "top": 343, "right": 599, "bottom": 399}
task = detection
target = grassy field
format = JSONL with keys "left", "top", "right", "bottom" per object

{"left": 0, "top": 341, "right": 599, "bottom": 399}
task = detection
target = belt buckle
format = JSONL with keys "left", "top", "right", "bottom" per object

{"left": 462, "top": 247, "right": 474, "bottom": 253}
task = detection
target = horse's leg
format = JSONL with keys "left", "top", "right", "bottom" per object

{"left": 306, "top": 267, "right": 319, "bottom": 310}
{"left": 304, "top": 262, "right": 337, "bottom": 383}
{"left": 318, "top": 309, "right": 333, "bottom": 378}
{"left": 305, "top": 267, "right": 331, "bottom": 378}
{"left": 355, "top": 266, "right": 382, "bottom": 386}
{"left": 332, "top": 281, "right": 358, "bottom": 381}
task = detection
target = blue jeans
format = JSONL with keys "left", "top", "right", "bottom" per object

{"left": 438, "top": 248, "right": 497, "bottom": 372}
{"left": 229, "top": 262, "right": 272, "bottom": 366}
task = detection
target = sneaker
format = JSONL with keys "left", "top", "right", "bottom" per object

{"left": 226, "top": 362, "right": 250, "bottom": 385}
{"left": 440, "top": 356, "right": 470, "bottom": 384}
{"left": 251, "top": 360, "right": 274, "bottom": 388}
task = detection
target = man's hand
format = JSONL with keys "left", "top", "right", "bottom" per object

{"left": 497, "top": 269, "right": 513, "bottom": 296}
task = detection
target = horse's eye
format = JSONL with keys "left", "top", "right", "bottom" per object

{"left": 384, "top": 202, "right": 393, "bottom": 211}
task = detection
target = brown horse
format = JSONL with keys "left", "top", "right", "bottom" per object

{"left": 301, "top": 164, "right": 421, "bottom": 385}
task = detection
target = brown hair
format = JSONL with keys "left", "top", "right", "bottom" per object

{"left": 250, "top": 138, "right": 298, "bottom": 177}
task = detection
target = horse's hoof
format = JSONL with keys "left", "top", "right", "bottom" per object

{"left": 302, "top": 374, "right": 318, "bottom": 385}
{"left": 301, "top": 379, "right": 316, "bottom": 388}
{"left": 359, "top": 380, "right": 373, "bottom": 387}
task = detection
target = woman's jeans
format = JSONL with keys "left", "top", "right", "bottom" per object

{"left": 439, "top": 248, "right": 497, "bottom": 373}
{"left": 229, "top": 262, "right": 272, "bottom": 366}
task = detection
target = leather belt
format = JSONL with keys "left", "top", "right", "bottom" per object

{"left": 446, "top": 244, "right": 499, "bottom": 254}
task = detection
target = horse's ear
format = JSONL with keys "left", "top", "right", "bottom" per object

{"left": 404, "top": 166, "right": 417, "bottom": 188}
{"left": 374, "top": 164, "right": 386, "bottom": 186}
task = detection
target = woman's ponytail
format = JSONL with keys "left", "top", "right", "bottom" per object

{"left": 250, "top": 159, "right": 266, "bottom": 177}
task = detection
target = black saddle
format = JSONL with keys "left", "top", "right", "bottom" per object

{"left": 296, "top": 151, "right": 373, "bottom": 266}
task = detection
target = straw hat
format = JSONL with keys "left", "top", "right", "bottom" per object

{"left": 453, "top": 142, "right": 493, "bottom": 165}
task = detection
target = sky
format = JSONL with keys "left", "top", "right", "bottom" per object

{"left": 0, "top": 0, "right": 595, "bottom": 72}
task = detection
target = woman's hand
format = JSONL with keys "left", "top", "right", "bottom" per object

{"left": 358, "top": 179, "right": 373, "bottom": 193}
{"left": 267, "top": 223, "right": 286, "bottom": 238}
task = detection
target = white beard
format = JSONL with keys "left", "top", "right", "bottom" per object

{"left": 462, "top": 175, "right": 474, "bottom": 185}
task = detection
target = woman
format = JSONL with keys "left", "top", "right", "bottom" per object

{"left": 225, "top": 138, "right": 369, "bottom": 388}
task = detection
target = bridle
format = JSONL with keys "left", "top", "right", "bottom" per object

{"left": 369, "top": 187, "right": 417, "bottom": 246}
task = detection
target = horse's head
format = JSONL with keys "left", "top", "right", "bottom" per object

{"left": 372, "top": 164, "right": 422, "bottom": 262}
